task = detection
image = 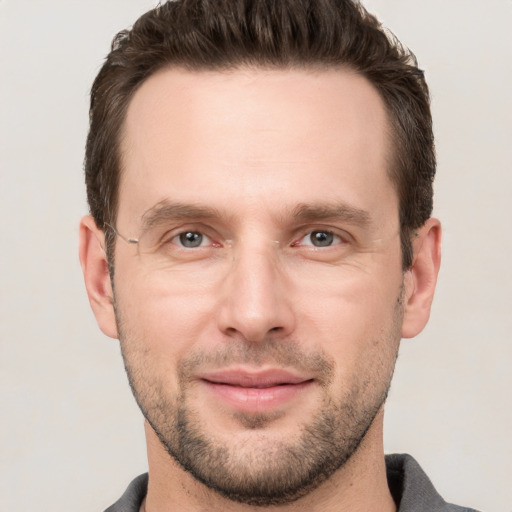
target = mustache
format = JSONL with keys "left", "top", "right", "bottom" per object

{"left": 177, "top": 338, "right": 335, "bottom": 387}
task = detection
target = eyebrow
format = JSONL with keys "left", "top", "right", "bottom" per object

{"left": 138, "top": 199, "right": 371, "bottom": 233}
{"left": 291, "top": 202, "right": 371, "bottom": 227}
{"left": 139, "top": 200, "right": 223, "bottom": 233}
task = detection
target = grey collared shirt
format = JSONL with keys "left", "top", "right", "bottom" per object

{"left": 104, "top": 453, "right": 481, "bottom": 511}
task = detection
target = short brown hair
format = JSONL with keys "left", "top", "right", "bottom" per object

{"left": 85, "top": 0, "right": 435, "bottom": 269}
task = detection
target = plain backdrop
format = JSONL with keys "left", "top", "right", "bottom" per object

{"left": 1, "top": 1, "right": 511, "bottom": 511}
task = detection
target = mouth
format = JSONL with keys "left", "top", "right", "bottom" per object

{"left": 197, "top": 368, "right": 314, "bottom": 413}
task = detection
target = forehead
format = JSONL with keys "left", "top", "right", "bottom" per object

{"left": 118, "top": 66, "right": 395, "bottom": 227}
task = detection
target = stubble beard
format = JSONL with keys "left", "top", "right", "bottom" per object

{"left": 116, "top": 300, "right": 403, "bottom": 507}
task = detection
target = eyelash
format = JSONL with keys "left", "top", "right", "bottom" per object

{"left": 161, "top": 227, "right": 350, "bottom": 250}
{"left": 293, "top": 230, "right": 347, "bottom": 248}
{"left": 166, "top": 229, "right": 218, "bottom": 249}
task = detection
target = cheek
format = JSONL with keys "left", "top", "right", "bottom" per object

{"left": 294, "top": 266, "right": 403, "bottom": 369}
{"left": 114, "top": 267, "right": 222, "bottom": 360}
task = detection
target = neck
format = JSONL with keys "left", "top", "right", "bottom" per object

{"left": 142, "top": 410, "right": 396, "bottom": 512}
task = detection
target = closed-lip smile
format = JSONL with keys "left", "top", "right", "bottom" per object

{"left": 197, "top": 368, "right": 314, "bottom": 413}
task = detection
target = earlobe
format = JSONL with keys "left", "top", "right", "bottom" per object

{"left": 401, "top": 218, "right": 442, "bottom": 339}
{"left": 78, "top": 215, "right": 118, "bottom": 339}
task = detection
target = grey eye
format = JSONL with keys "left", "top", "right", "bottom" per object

{"left": 310, "top": 231, "right": 334, "bottom": 247}
{"left": 178, "top": 231, "right": 204, "bottom": 248}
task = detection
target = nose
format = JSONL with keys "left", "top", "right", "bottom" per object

{"left": 217, "top": 243, "right": 296, "bottom": 343}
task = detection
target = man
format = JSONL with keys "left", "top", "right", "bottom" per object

{"left": 78, "top": 1, "right": 478, "bottom": 511}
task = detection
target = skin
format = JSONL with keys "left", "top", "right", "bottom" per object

{"left": 80, "top": 67, "right": 441, "bottom": 511}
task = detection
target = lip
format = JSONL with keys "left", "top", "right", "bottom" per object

{"left": 198, "top": 368, "right": 314, "bottom": 413}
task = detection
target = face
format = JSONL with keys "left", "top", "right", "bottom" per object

{"left": 112, "top": 67, "right": 405, "bottom": 505}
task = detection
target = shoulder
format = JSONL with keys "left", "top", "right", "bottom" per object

{"left": 386, "top": 453, "right": 481, "bottom": 512}
{"left": 103, "top": 473, "right": 148, "bottom": 512}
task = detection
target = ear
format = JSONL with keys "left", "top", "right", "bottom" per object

{"left": 78, "top": 215, "right": 118, "bottom": 339}
{"left": 401, "top": 218, "right": 442, "bottom": 339}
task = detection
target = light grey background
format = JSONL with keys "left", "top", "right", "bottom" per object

{"left": 1, "top": 1, "right": 511, "bottom": 511}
